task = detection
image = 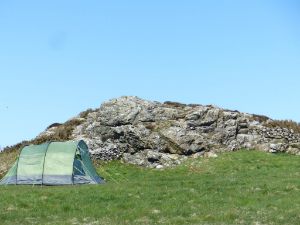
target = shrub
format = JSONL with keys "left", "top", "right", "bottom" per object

{"left": 47, "top": 123, "right": 62, "bottom": 129}
{"left": 164, "top": 101, "right": 187, "bottom": 108}
{"left": 79, "top": 108, "right": 95, "bottom": 118}
{"left": 266, "top": 120, "right": 300, "bottom": 133}
{"left": 252, "top": 114, "right": 270, "bottom": 123}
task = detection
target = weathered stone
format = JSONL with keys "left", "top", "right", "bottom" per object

{"left": 203, "top": 152, "right": 218, "bottom": 158}
{"left": 191, "top": 152, "right": 205, "bottom": 159}
{"left": 35, "top": 96, "right": 300, "bottom": 168}
{"left": 121, "top": 149, "right": 187, "bottom": 168}
{"left": 269, "top": 143, "right": 288, "bottom": 153}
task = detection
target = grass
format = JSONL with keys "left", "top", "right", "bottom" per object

{"left": 0, "top": 150, "right": 299, "bottom": 225}
{"left": 0, "top": 147, "right": 20, "bottom": 177}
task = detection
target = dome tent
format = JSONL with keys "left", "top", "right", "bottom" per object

{"left": 0, "top": 140, "right": 104, "bottom": 185}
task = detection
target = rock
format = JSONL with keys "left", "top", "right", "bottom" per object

{"left": 191, "top": 152, "right": 205, "bottom": 159}
{"left": 238, "top": 128, "right": 249, "bottom": 134}
{"left": 269, "top": 143, "right": 288, "bottom": 153}
{"left": 121, "top": 149, "right": 187, "bottom": 168}
{"left": 204, "top": 152, "right": 218, "bottom": 158}
{"left": 33, "top": 96, "right": 300, "bottom": 168}
{"left": 269, "top": 149, "right": 277, "bottom": 153}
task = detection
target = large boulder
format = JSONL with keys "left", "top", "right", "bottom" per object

{"left": 38, "top": 96, "right": 300, "bottom": 168}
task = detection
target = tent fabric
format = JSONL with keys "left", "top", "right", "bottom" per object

{"left": 16, "top": 142, "right": 49, "bottom": 185}
{"left": 0, "top": 140, "right": 104, "bottom": 185}
{"left": 0, "top": 161, "right": 18, "bottom": 185}
{"left": 43, "top": 142, "right": 77, "bottom": 185}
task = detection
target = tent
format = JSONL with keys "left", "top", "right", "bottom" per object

{"left": 0, "top": 140, "right": 104, "bottom": 185}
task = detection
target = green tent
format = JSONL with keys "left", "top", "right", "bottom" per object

{"left": 0, "top": 140, "right": 104, "bottom": 185}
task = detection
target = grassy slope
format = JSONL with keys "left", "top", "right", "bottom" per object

{"left": 0, "top": 151, "right": 299, "bottom": 225}
{"left": 0, "top": 148, "right": 20, "bottom": 178}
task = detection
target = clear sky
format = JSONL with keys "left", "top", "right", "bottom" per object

{"left": 0, "top": 0, "right": 300, "bottom": 147}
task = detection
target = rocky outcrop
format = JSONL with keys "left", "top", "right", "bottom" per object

{"left": 38, "top": 96, "right": 300, "bottom": 168}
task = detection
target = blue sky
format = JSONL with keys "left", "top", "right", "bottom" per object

{"left": 0, "top": 0, "right": 300, "bottom": 147}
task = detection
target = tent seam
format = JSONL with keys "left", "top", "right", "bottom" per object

{"left": 15, "top": 158, "right": 20, "bottom": 185}
{"left": 41, "top": 142, "right": 52, "bottom": 186}
{"left": 15, "top": 145, "right": 27, "bottom": 185}
{"left": 71, "top": 141, "right": 81, "bottom": 185}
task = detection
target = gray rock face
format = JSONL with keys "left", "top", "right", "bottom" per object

{"left": 122, "top": 150, "right": 187, "bottom": 169}
{"left": 40, "top": 96, "right": 300, "bottom": 167}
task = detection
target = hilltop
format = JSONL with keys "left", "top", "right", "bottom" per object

{"left": 1, "top": 96, "right": 300, "bottom": 175}
{"left": 1, "top": 97, "right": 300, "bottom": 224}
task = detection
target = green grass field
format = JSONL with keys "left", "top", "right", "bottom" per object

{"left": 0, "top": 150, "right": 299, "bottom": 225}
